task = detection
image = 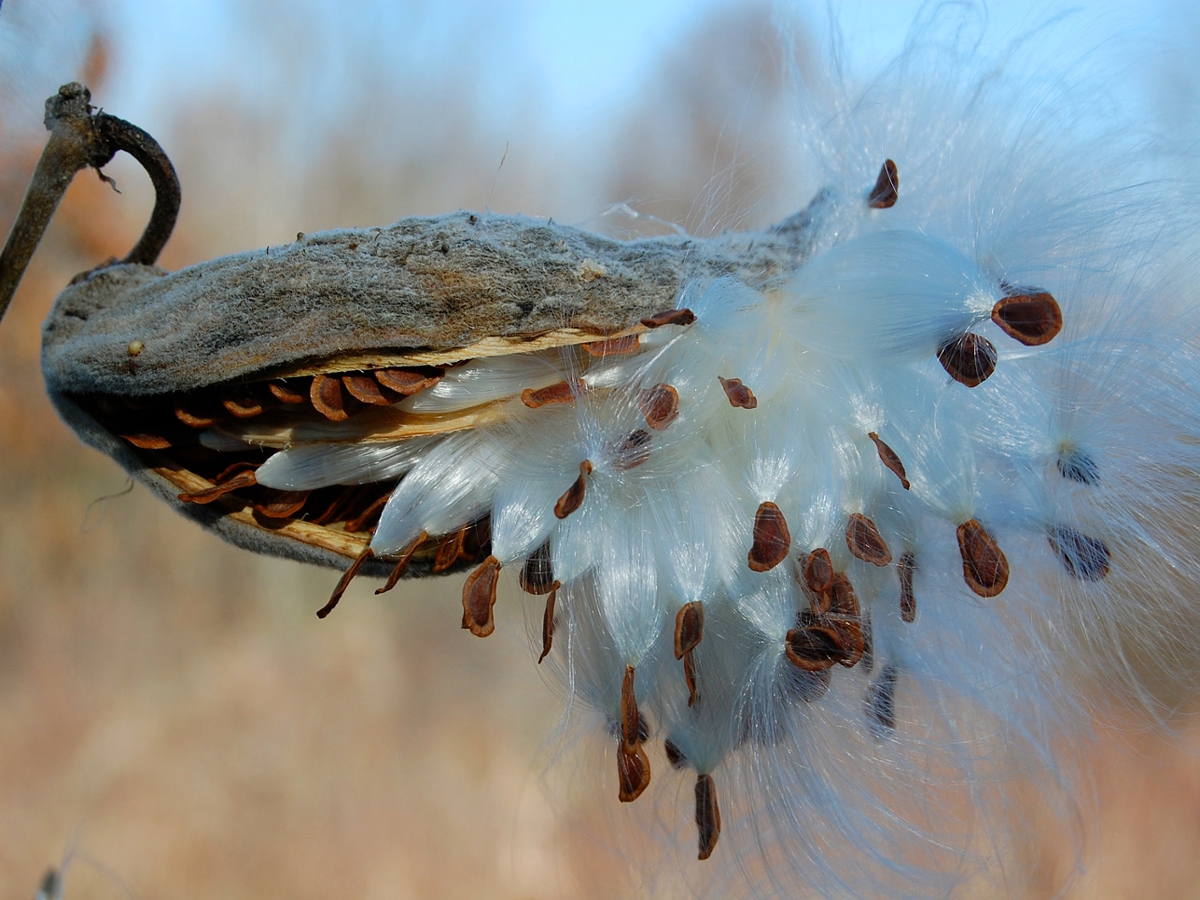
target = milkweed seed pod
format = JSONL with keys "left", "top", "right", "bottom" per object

{"left": 31, "top": 19, "right": 1200, "bottom": 899}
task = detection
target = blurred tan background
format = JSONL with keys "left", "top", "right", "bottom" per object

{"left": 4, "top": 1, "right": 1200, "bottom": 897}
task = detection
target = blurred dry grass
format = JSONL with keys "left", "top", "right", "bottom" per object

{"left": 4, "top": 3, "right": 1200, "bottom": 898}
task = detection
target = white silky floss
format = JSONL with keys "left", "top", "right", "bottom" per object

{"left": 219, "top": 21, "right": 1200, "bottom": 900}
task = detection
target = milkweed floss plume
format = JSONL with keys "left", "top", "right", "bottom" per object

{"left": 32, "top": 6, "right": 1200, "bottom": 898}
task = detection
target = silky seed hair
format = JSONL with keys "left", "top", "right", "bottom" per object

{"left": 38, "top": 11, "right": 1200, "bottom": 899}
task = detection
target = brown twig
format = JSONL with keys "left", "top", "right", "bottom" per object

{"left": 0, "top": 82, "right": 179, "bottom": 329}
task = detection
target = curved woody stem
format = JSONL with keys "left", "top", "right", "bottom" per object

{"left": 0, "top": 82, "right": 180, "bottom": 329}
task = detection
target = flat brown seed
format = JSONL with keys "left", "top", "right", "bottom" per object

{"left": 121, "top": 433, "right": 172, "bottom": 450}
{"left": 583, "top": 334, "right": 640, "bottom": 357}
{"left": 868, "top": 432, "right": 910, "bottom": 490}
{"left": 521, "top": 379, "right": 580, "bottom": 408}
{"left": 252, "top": 489, "right": 310, "bottom": 519}
{"left": 866, "top": 664, "right": 899, "bottom": 738}
{"left": 748, "top": 501, "right": 791, "bottom": 572}
{"left": 992, "top": 292, "right": 1063, "bottom": 346}
{"left": 613, "top": 429, "right": 652, "bottom": 469}
{"left": 342, "top": 373, "right": 394, "bottom": 405}
{"left": 221, "top": 390, "right": 264, "bottom": 418}
{"left": 846, "top": 513, "right": 893, "bottom": 566}
{"left": 461, "top": 555, "right": 502, "bottom": 637}
{"left": 937, "top": 333, "right": 997, "bottom": 387}
{"left": 785, "top": 626, "right": 849, "bottom": 671}
{"left": 374, "top": 368, "right": 442, "bottom": 395}
{"left": 316, "top": 545, "right": 374, "bottom": 619}
{"left": 898, "top": 552, "right": 917, "bottom": 623}
{"left": 519, "top": 542, "right": 557, "bottom": 595}
{"left": 617, "top": 741, "right": 651, "bottom": 803}
{"left": 433, "top": 526, "right": 467, "bottom": 573}
{"left": 311, "top": 374, "right": 349, "bottom": 421}
{"left": 1048, "top": 526, "right": 1111, "bottom": 581}
{"left": 375, "top": 532, "right": 426, "bottom": 595}
{"left": 537, "top": 586, "right": 559, "bottom": 664}
{"left": 826, "top": 572, "right": 861, "bottom": 619}
{"left": 268, "top": 381, "right": 306, "bottom": 404}
{"left": 178, "top": 469, "right": 258, "bottom": 504}
{"left": 554, "top": 460, "right": 593, "bottom": 519}
{"left": 717, "top": 375, "right": 757, "bottom": 409}
{"left": 664, "top": 738, "right": 688, "bottom": 769}
{"left": 957, "top": 519, "right": 1010, "bottom": 597}
{"left": 343, "top": 491, "right": 392, "bottom": 534}
{"left": 674, "top": 602, "right": 705, "bottom": 659}
{"left": 640, "top": 308, "right": 696, "bottom": 328}
{"left": 695, "top": 774, "right": 722, "bottom": 861}
{"left": 867, "top": 159, "right": 899, "bottom": 209}
{"left": 620, "top": 665, "right": 640, "bottom": 748}
{"left": 802, "top": 548, "right": 835, "bottom": 608}
{"left": 173, "top": 400, "right": 215, "bottom": 428}
{"left": 636, "top": 383, "right": 680, "bottom": 430}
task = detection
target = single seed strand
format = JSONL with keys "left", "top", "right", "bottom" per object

{"left": 640, "top": 308, "right": 696, "bottom": 328}
{"left": 583, "top": 334, "right": 640, "bottom": 357}
{"left": 374, "top": 532, "right": 426, "bottom": 595}
{"left": 937, "top": 333, "right": 997, "bottom": 387}
{"left": 674, "top": 602, "right": 705, "bottom": 659}
{"left": 374, "top": 367, "right": 442, "bottom": 395}
{"left": 316, "top": 545, "right": 374, "bottom": 619}
{"left": 802, "top": 548, "right": 835, "bottom": 614}
{"left": 748, "top": 501, "right": 791, "bottom": 572}
{"left": 554, "top": 459, "right": 593, "bottom": 518}
{"left": 846, "top": 513, "right": 893, "bottom": 566}
{"left": 311, "top": 374, "right": 349, "bottom": 421}
{"left": 178, "top": 468, "right": 257, "bottom": 503}
{"left": 717, "top": 375, "right": 757, "bottom": 409}
{"left": 991, "top": 292, "right": 1063, "bottom": 346}
{"left": 433, "top": 525, "right": 467, "bottom": 573}
{"left": 1048, "top": 526, "right": 1111, "bottom": 581}
{"left": 537, "top": 585, "right": 560, "bottom": 664}
{"left": 268, "top": 381, "right": 306, "bottom": 404}
{"left": 868, "top": 432, "right": 910, "bottom": 490}
{"left": 461, "top": 556, "right": 503, "bottom": 637}
{"left": 519, "top": 542, "right": 558, "bottom": 595}
{"left": 695, "top": 774, "right": 722, "bottom": 861}
{"left": 343, "top": 491, "right": 392, "bottom": 534}
{"left": 521, "top": 379, "right": 581, "bottom": 408}
{"left": 867, "top": 159, "right": 899, "bottom": 209}
{"left": 636, "top": 383, "right": 680, "bottom": 430}
{"left": 342, "top": 373, "right": 395, "bottom": 405}
{"left": 252, "top": 489, "right": 310, "bottom": 519}
{"left": 957, "top": 519, "right": 1010, "bottom": 597}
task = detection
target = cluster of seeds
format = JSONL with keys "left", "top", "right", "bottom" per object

{"left": 78, "top": 161, "right": 1116, "bottom": 867}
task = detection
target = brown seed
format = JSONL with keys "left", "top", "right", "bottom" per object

{"left": 316, "top": 545, "right": 374, "bottom": 619}
{"left": 461, "top": 555, "right": 502, "bottom": 637}
{"left": 519, "top": 542, "right": 558, "bottom": 595}
{"left": 342, "top": 373, "right": 396, "bottom": 406}
{"left": 674, "top": 602, "right": 705, "bottom": 659}
{"left": 1057, "top": 447, "right": 1099, "bottom": 486}
{"left": 846, "top": 513, "right": 892, "bottom": 566}
{"left": 868, "top": 432, "right": 910, "bottom": 490}
{"left": 827, "top": 572, "right": 862, "bottom": 620}
{"left": 173, "top": 399, "right": 215, "bottom": 428}
{"left": 311, "top": 374, "right": 349, "bottom": 421}
{"left": 433, "top": 526, "right": 467, "bottom": 573}
{"left": 618, "top": 665, "right": 651, "bottom": 801}
{"left": 617, "top": 741, "right": 651, "bottom": 803}
{"left": 521, "top": 379, "right": 582, "bottom": 409}
{"left": 613, "top": 429, "right": 652, "bottom": 469}
{"left": 221, "top": 389, "right": 264, "bottom": 418}
{"left": 957, "top": 519, "right": 1010, "bottom": 597}
{"left": 802, "top": 548, "right": 835, "bottom": 614}
{"left": 583, "top": 334, "right": 640, "bottom": 357}
{"left": 717, "top": 375, "right": 757, "bottom": 409}
{"left": 867, "top": 159, "right": 899, "bottom": 209}
{"left": 121, "top": 433, "right": 172, "bottom": 450}
{"left": 640, "top": 308, "right": 696, "bottom": 328}
{"left": 695, "top": 773, "right": 722, "bottom": 861}
{"left": 343, "top": 491, "right": 392, "bottom": 534}
{"left": 1048, "top": 526, "right": 1111, "bottom": 581}
{"left": 268, "top": 381, "right": 306, "bottom": 404}
{"left": 214, "top": 460, "right": 260, "bottom": 484}
{"left": 311, "top": 484, "right": 370, "bottom": 527}
{"left": 252, "top": 489, "right": 310, "bottom": 519}
{"left": 664, "top": 738, "right": 688, "bottom": 769}
{"left": 992, "top": 292, "right": 1062, "bottom": 346}
{"left": 636, "top": 383, "right": 680, "bottom": 430}
{"left": 178, "top": 468, "right": 258, "bottom": 504}
{"left": 537, "top": 585, "right": 559, "bottom": 664}
{"left": 458, "top": 517, "right": 491, "bottom": 565}
{"left": 898, "top": 552, "right": 917, "bottom": 623}
{"left": 937, "top": 333, "right": 997, "bottom": 387}
{"left": 374, "top": 367, "right": 443, "bottom": 395}
{"left": 748, "top": 501, "right": 791, "bottom": 572}
{"left": 785, "top": 626, "right": 850, "bottom": 671}
{"left": 374, "top": 532, "right": 426, "bottom": 595}
{"left": 865, "top": 664, "right": 899, "bottom": 738}
{"left": 554, "top": 460, "right": 593, "bottom": 519}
